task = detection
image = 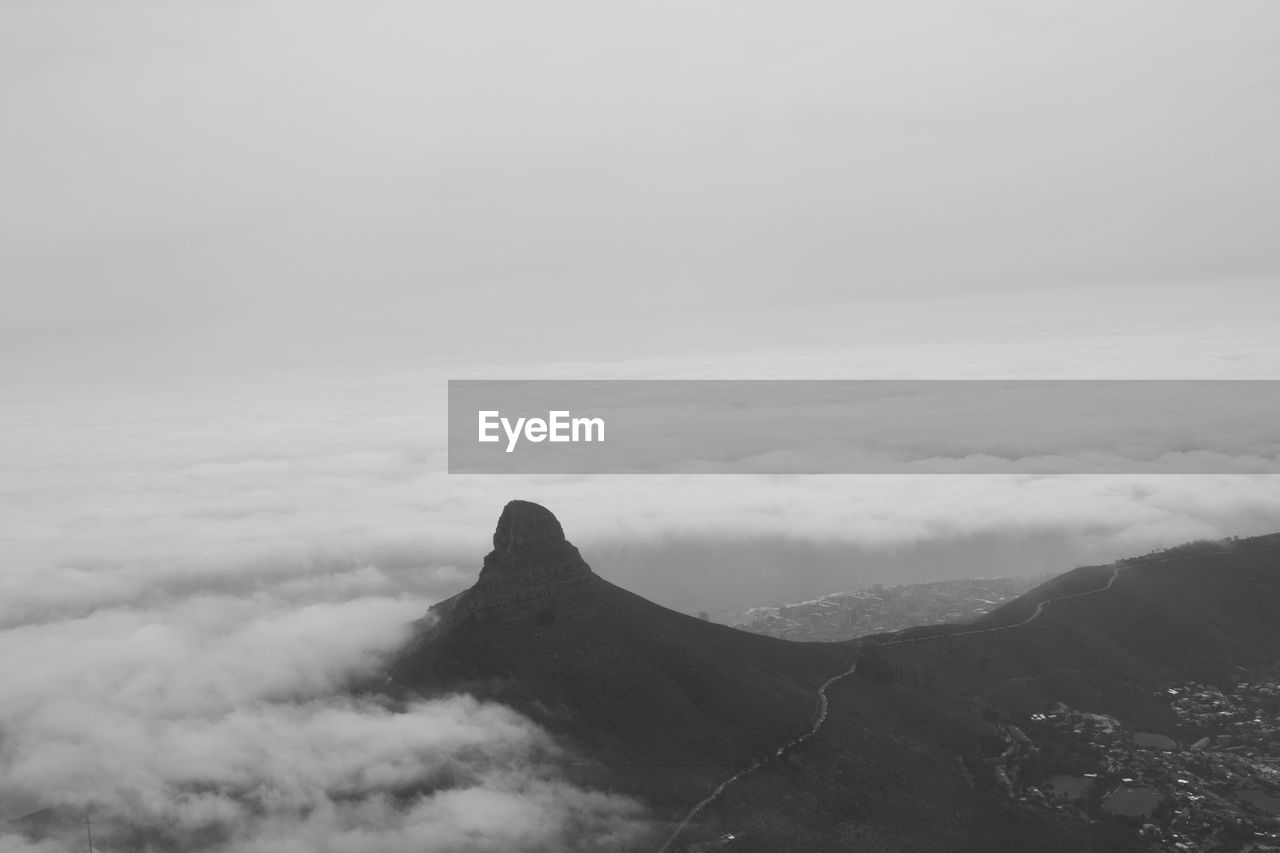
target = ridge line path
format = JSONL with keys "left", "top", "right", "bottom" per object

{"left": 654, "top": 653, "right": 861, "bottom": 853}
{"left": 655, "top": 565, "right": 1122, "bottom": 852}
{"left": 655, "top": 544, "right": 1280, "bottom": 852}
{"left": 876, "top": 562, "right": 1122, "bottom": 647}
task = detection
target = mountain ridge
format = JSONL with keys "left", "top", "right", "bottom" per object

{"left": 387, "top": 502, "right": 1280, "bottom": 852}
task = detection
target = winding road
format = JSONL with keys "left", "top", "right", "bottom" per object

{"left": 654, "top": 654, "right": 863, "bottom": 853}
{"left": 877, "top": 562, "right": 1122, "bottom": 648}
{"left": 654, "top": 561, "right": 1129, "bottom": 851}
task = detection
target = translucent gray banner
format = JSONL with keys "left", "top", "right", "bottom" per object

{"left": 448, "top": 380, "right": 1280, "bottom": 474}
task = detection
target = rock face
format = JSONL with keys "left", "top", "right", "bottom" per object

{"left": 451, "top": 500, "right": 596, "bottom": 621}
{"left": 481, "top": 500, "right": 582, "bottom": 575}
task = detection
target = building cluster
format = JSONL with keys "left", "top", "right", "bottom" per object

{"left": 988, "top": 680, "right": 1280, "bottom": 852}
{"left": 730, "top": 577, "right": 1048, "bottom": 642}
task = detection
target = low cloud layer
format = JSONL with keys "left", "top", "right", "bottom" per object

{"left": 0, "top": 572, "right": 649, "bottom": 851}
{"left": 4, "top": 342, "right": 1279, "bottom": 849}
{"left": 5, "top": 345, "right": 1280, "bottom": 613}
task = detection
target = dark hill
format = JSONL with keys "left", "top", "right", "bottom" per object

{"left": 389, "top": 501, "right": 851, "bottom": 802}
{"left": 872, "top": 534, "right": 1280, "bottom": 731}
{"left": 385, "top": 501, "right": 1163, "bottom": 852}
{"left": 978, "top": 534, "right": 1280, "bottom": 671}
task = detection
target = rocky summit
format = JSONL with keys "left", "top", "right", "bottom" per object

{"left": 439, "top": 499, "right": 595, "bottom": 624}
{"left": 481, "top": 499, "right": 585, "bottom": 575}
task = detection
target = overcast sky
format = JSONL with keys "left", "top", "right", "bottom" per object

{"left": 4, "top": 0, "right": 1280, "bottom": 382}
{"left": 3, "top": 2, "right": 1280, "bottom": 849}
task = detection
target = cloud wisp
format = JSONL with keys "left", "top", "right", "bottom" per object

{"left": 0, "top": 571, "right": 649, "bottom": 852}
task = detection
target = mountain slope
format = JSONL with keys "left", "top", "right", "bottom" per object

{"left": 872, "top": 535, "right": 1280, "bottom": 728}
{"left": 388, "top": 502, "right": 1280, "bottom": 852}
{"left": 388, "top": 501, "right": 851, "bottom": 805}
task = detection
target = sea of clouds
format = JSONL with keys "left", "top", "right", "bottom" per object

{"left": 4, "top": 337, "right": 1280, "bottom": 850}
{"left": 0, "top": 551, "right": 649, "bottom": 852}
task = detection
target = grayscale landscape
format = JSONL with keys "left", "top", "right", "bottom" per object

{"left": 4, "top": 2, "right": 1280, "bottom": 851}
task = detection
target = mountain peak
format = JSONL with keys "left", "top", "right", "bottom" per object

{"left": 443, "top": 501, "right": 594, "bottom": 619}
{"left": 490, "top": 499, "right": 567, "bottom": 560}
